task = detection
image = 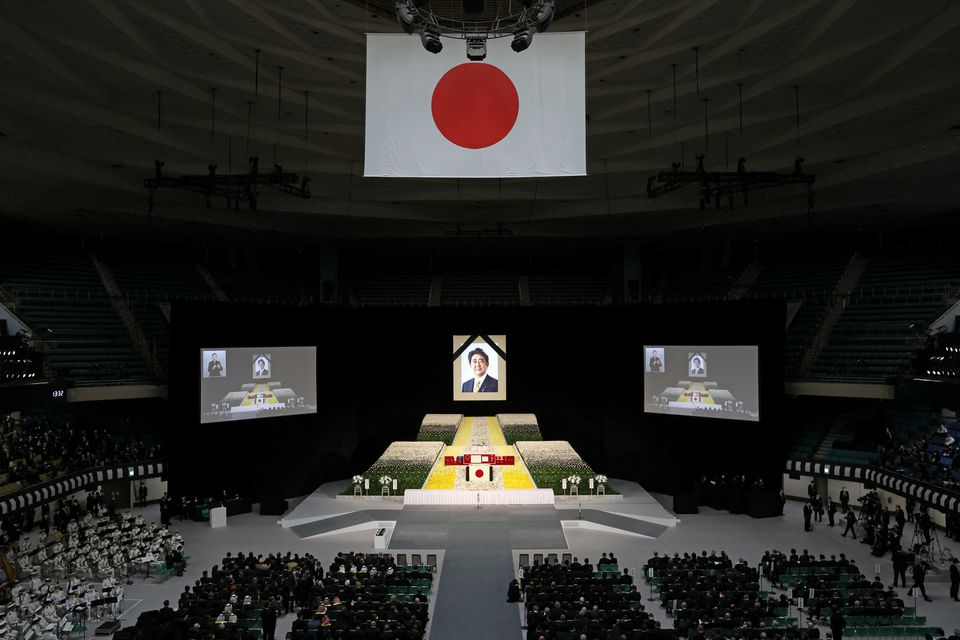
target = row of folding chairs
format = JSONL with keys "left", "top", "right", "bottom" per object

{"left": 520, "top": 552, "right": 573, "bottom": 567}
{"left": 844, "top": 626, "right": 943, "bottom": 638}
{"left": 395, "top": 553, "right": 437, "bottom": 568}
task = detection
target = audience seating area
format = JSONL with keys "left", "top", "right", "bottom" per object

{"left": 765, "top": 549, "right": 942, "bottom": 638}
{"left": 528, "top": 267, "right": 610, "bottom": 305}
{"left": 645, "top": 550, "right": 791, "bottom": 639}
{"left": 522, "top": 553, "right": 653, "bottom": 640}
{"left": 1, "top": 249, "right": 957, "bottom": 384}
{"left": 809, "top": 253, "right": 960, "bottom": 382}
{"left": 882, "top": 411, "right": 960, "bottom": 490}
{"left": 441, "top": 269, "right": 520, "bottom": 305}
{"left": 4, "top": 512, "right": 184, "bottom": 640}
{"left": 642, "top": 549, "right": 944, "bottom": 640}
{"left": 209, "top": 267, "right": 306, "bottom": 305}
{"left": 0, "top": 411, "right": 162, "bottom": 503}
{"left": 110, "top": 257, "right": 213, "bottom": 302}
{"left": 0, "top": 256, "right": 149, "bottom": 382}
{"left": 660, "top": 269, "right": 735, "bottom": 303}
{"left": 352, "top": 268, "right": 432, "bottom": 306}
{"left": 749, "top": 257, "right": 848, "bottom": 301}
{"left": 141, "top": 551, "right": 432, "bottom": 640}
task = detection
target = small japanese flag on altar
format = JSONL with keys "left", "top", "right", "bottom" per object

{"left": 468, "top": 465, "right": 492, "bottom": 482}
{"left": 364, "top": 32, "right": 586, "bottom": 178}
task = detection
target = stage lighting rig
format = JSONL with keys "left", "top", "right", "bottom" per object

{"left": 646, "top": 156, "right": 815, "bottom": 211}
{"left": 465, "top": 37, "right": 487, "bottom": 60}
{"left": 394, "top": 0, "right": 556, "bottom": 59}
{"left": 144, "top": 157, "right": 310, "bottom": 212}
{"left": 511, "top": 27, "right": 534, "bottom": 52}
{"left": 420, "top": 28, "right": 443, "bottom": 53}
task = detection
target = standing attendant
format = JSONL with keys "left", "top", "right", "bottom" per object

{"left": 813, "top": 495, "right": 824, "bottom": 522}
{"left": 261, "top": 598, "right": 279, "bottom": 640}
{"left": 895, "top": 506, "right": 906, "bottom": 538}
{"left": 828, "top": 499, "right": 837, "bottom": 527}
{"left": 950, "top": 557, "right": 959, "bottom": 602}
{"left": 842, "top": 510, "right": 857, "bottom": 539}
{"left": 803, "top": 503, "right": 813, "bottom": 532}
{"left": 912, "top": 560, "right": 932, "bottom": 602}
{"left": 830, "top": 610, "right": 846, "bottom": 640}
{"left": 892, "top": 549, "right": 909, "bottom": 588}
{"left": 840, "top": 488, "right": 850, "bottom": 513}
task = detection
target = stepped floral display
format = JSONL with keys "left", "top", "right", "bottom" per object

{"left": 415, "top": 414, "right": 463, "bottom": 445}
{"left": 343, "top": 441, "right": 443, "bottom": 495}
{"left": 515, "top": 440, "right": 617, "bottom": 494}
{"left": 348, "top": 414, "right": 612, "bottom": 496}
{"left": 497, "top": 413, "right": 543, "bottom": 444}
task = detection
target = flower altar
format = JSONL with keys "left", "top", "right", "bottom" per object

{"left": 416, "top": 414, "right": 463, "bottom": 444}
{"left": 340, "top": 441, "right": 443, "bottom": 495}
{"left": 497, "top": 414, "right": 543, "bottom": 444}
{"left": 515, "top": 440, "right": 616, "bottom": 494}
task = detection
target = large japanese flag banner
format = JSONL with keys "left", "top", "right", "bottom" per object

{"left": 364, "top": 32, "right": 585, "bottom": 178}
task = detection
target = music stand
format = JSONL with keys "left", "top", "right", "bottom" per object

{"left": 92, "top": 597, "right": 118, "bottom": 621}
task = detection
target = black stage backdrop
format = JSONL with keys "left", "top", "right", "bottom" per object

{"left": 168, "top": 301, "right": 786, "bottom": 499}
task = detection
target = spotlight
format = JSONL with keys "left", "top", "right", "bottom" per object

{"left": 511, "top": 27, "right": 534, "bottom": 52}
{"left": 466, "top": 37, "right": 487, "bottom": 61}
{"left": 420, "top": 28, "right": 443, "bottom": 54}
{"left": 395, "top": 1, "right": 418, "bottom": 34}
{"left": 536, "top": 0, "right": 555, "bottom": 32}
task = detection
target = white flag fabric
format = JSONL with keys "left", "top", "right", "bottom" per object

{"left": 364, "top": 32, "right": 586, "bottom": 178}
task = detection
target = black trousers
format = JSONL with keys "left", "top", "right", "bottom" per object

{"left": 843, "top": 521, "right": 857, "bottom": 538}
{"left": 912, "top": 580, "right": 930, "bottom": 601}
{"left": 950, "top": 580, "right": 959, "bottom": 600}
{"left": 893, "top": 567, "right": 906, "bottom": 587}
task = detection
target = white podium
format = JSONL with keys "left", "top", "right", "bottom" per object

{"left": 373, "top": 527, "right": 390, "bottom": 550}
{"left": 209, "top": 506, "right": 227, "bottom": 528}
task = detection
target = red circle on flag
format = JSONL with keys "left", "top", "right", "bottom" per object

{"left": 475, "top": 469, "right": 485, "bottom": 478}
{"left": 432, "top": 63, "right": 519, "bottom": 149}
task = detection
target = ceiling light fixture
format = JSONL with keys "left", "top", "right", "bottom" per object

{"left": 395, "top": 0, "right": 556, "bottom": 59}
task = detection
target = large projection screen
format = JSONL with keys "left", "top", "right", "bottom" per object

{"left": 200, "top": 346, "right": 317, "bottom": 423}
{"left": 643, "top": 345, "right": 759, "bottom": 422}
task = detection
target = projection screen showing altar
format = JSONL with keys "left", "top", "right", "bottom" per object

{"left": 200, "top": 346, "right": 317, "bottom": 423}
{"left": 643, "top": 345, "right": 759, "bottom": 421}
{"left": 453, "top": 335, "right": 507, "bottom": 401}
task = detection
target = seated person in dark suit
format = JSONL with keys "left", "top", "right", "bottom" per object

{"left": 461, "top": 347, "right": 498, "bottom": 393}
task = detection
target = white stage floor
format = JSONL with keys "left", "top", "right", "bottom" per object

{"left": 279, "top": 478, "right": 679, "bottom": 536}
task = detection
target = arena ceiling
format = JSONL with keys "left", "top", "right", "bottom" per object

{"left": 0, "top": 0, "right": 958, "bottom": 239}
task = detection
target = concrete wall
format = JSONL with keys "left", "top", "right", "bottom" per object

{"left": 783, "top": 472, "right": 947, "bottom": 528}
{"left": 129, "top": 476, "right": 168, "bottom": 508}
{"left": 67, "top": 384, "right": 168, "bottom": 402}
{"left": 785, "top": 382, "right": 895, "bottom": 399}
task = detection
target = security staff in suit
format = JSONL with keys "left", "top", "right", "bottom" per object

{"left": 912, "top": 560, "right": 932, "bottom": 602}
{"left": 830, "top": 610, "right": 846, "bottom": 640}
{"left": 950, "top": 557, "right": 959, "bottom": 601}
{"left": 842, "top": 510, "right": 857, "bottom": 538}
{"left": 461, "top": 347, "right": 498, "bottom": 393}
